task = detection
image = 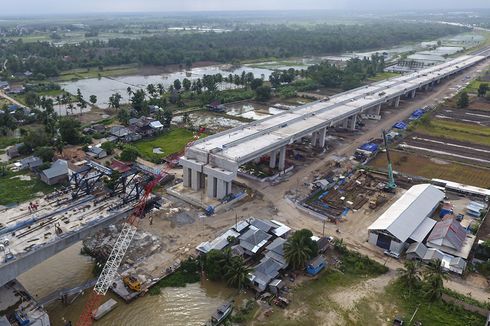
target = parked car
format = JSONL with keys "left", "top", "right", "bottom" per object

{"left": 384, "top": 250, "right": 400, "bottom": 259}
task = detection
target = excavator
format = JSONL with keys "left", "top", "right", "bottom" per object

{"left": 123, "top": 275, "right": 141, "bottom": 292}
{"left": 76, "top": 127, "right": 205, "bottom": 326}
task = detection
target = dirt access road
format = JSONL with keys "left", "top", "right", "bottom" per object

{"left": 229, "top": 57, "right": 490, "bottom": 301}
{"left": 0, "top": 90, "right": 25, "bottom": 107}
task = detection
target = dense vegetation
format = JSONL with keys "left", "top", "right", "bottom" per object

{"left": 0, "top": 22, "right": 466, "bottom": 78}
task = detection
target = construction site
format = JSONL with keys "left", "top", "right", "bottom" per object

{"left": 0, "top": 46, "right": 489, "bottom": 326}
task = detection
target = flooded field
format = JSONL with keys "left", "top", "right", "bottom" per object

{"left": 17, "top": 242, "right": 237, "bottom": 326}
{"left": 173, "top": 98, "right": 310, "bottom": 131}
{"left": 61, "top": 65, "right": 276, "bottom": 108}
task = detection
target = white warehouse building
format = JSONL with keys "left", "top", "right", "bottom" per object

{"left": 368, "top": 184, "right": 445, "bottom": 254}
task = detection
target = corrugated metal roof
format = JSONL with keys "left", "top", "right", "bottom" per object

{"left": 368, "top": 184, "right": 445, "bottom": 242}
{"left": 427, "top": 218, "right": 466, "bottom": 250}
{"left": 42, "top": 160, "right": 68, "bottom": 179}
{"left": 409, "top": 218, "right": 437, "bottom": 243}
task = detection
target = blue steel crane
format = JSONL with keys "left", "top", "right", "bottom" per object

{"left": 382, "top": 130, "right": 397, "bottom": 192}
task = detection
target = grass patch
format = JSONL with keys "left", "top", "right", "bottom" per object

{"left": 133, "top": 128, "right": 200, "bottom": 162}
{"left": 0, "top": 136, "right": 20, "bottom": 150}
{"left": 36, "top": 89, "right": 65, "bottom": 97}
{"left": 384, "top": 280, "right": 485, "bottom": 326}
{"left": 368, "top": 71, "right": 400, "bottom": 82}
{"left": 369, "top": 150, "right": 490, "bottom": 188}
{"left": 416, "top": 119, "right": 490, "bottom": 147}
{"left": 0, "top": 171, "right": 55, "bottom": 205}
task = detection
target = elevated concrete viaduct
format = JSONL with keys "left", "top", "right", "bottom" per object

{"left": 181, "top": 54, "right": 487, "bottom": 199}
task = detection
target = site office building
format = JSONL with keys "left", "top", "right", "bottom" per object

{"left": 368, "top": 184, "right": 445, "bottom": 254}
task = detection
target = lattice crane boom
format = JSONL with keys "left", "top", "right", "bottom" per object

{"left": 77, "top": 128, "right": 205, "bottom": 326}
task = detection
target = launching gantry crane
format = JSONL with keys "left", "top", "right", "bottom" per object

{"left": 77, "top": 128, "right": 205, "bottom": 326}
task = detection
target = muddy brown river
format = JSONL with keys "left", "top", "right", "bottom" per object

{"left": 18, "top": 242, "right": 236, "bottom": 326}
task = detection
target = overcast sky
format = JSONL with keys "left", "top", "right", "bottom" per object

{"left": 2, "top": 0, "right": 490, "bottom": 16}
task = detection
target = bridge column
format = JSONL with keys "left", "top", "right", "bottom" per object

{"left": 216, "top": 179, "right": 230, "bottom": 199}
{"left": 191, "top": 169, "right": 203, "bottom": 191}
{"left": 424, "top": 84, "right": 429, "bottom": 91}
{"left": 180, "top": 157, "right": 204, "bottom": 190}
{"left": 341, "top": 118, "right": 349, "bottom": 129}
{"left": 372, "top": 104, "right": 381, "bottom": 115}
{"left": 278, "top": 147, "right": 286, "bottom": 171}
{"left": 394, "top": 96, "right": 400, "bottom": 108}
{"left": 311, "top": 132, "right": 318, "bottom": 147}
{"left": 207, "top": 175, "right": 217, "bottom": 198}
{"left": 410, "top": 89, "right": 416, "bottom": 98}
{"left": 203, "top": 165, "right": 236, "bottom": 199}
{"left": 269, "top": 150, "right": 277, "bottom": 169}
{"left": 348, "top": 115, "right": 357, "bottom": 130}
{"left": 183, "top": 167, "right": 191, "bottom": 187}
{"left": 318, "top": 127, "right": 327, "bottom": 148}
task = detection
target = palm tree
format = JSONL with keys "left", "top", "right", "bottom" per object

{"left": 157, "top": 83, "right": 165, "bottom": 95}
{"left": 67, "top": 103, "right": 74, "bottom": 116}
{"left": 147, "top": 84, "right": 156, "bottom": 97}
{"left": 284, "top": 235, "right": 312, "bottom": 270}
{"left": 398, "top": 260, "right": 421, "bottom": 295}
{"left": 423, "top": 259, "right": 447, "bottom": 301}
{"left": 224, "top": 256, "right": 251, "bottom": 291}
{"left": 218, "top": 247, "right": 233, "bottom": 267}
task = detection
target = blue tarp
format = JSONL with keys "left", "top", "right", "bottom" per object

{"left": 393, "top": 121, "right": 408, "bottom": 130}
{"left": 409, "top": 109, "right": 425, "bottom": 120}
{"left": 358, "top": 143, "right": 378, "bottom": 153}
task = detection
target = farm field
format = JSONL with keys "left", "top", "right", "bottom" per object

{"left": 369, "top": 150, "right": 490, "bottom": 188}
{"left": 415, "top": 118, "right": 490, "bottom": 147}
{"left": 57, "top": 65, "right": 139, "bottom": 81}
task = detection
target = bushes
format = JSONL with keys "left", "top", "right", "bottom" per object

{"left": 149, "top": 257, "right": 201, "bottom": 295}
{"left": 120, "top": 145, "right": 139, "bottom": 162}
{"left": 335, "top": 242, "right": 388, "bottom": 275}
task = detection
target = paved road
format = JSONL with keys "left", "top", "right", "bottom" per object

{"left": 237, "top": 55, "right": 490, "bottom": 301}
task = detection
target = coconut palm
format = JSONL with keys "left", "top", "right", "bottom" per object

{"left": 398, "top": 260, "right": 421, "bottom": 294}
{"left": 423, "top": 259, "right": 446, "bottom": 301}
{"left": 218, "top": 247, "right": 233, "bottom": 267}
{"left": 284, "top": 235, "right": 312, "bottom": 270}
{"left": 224, "top": 256, "right": 251, "bottom": 291}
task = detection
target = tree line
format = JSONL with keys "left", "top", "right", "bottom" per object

{"left": 0, "top": 22, "right": 466, "bottom": 78}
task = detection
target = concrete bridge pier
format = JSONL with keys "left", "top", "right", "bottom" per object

{"left": 269, "top": 150, "right": 277, "bottom": 168}
{"left": 318, "top": 127, "right": 327, "bottom": 148}
{"left": 181, "top": 158, "right": 205, "bottom": 191}
{"left": 311, "top": 131, "right": 319, "bottom": 147}
{"left": 278, "top": 147, "right": 286, "bottom": 171}
{"left": 394, "top": 96, "right": 400, "bottom": 108}
{"left": 369, "top": 104, "right": 381, "bottom": 115}
{"left": 348, "top": 115, "right": 357, "bottom": 130}
{"left": 424, "top": 84, "right": 430, "bottom": 91}
{"left": 410, "top": 89, "right": 416, "bottom": 99}
{"left": 203, "top": 165, "right": 235, "bottom": 199}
